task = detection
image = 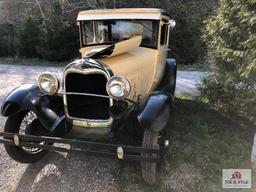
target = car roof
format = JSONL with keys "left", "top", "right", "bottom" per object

{"left": 77, "top": 8, "right": 170, "bottom": 21}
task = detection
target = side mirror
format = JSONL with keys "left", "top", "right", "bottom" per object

{"left": 169, "top": 19, "right": 176, "bottom": 29}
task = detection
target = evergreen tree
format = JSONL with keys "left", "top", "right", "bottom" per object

{"left": 18, "top": 10, "right": 41, "bottom": 58}
{"left": 202, "top": 0, "right": 256, "bottom": 119}
{"left": 38, "top": 0, "right": 79, "bottom": 61}
{"left": 0, "top": 23, "right": 17, "bottom": 57}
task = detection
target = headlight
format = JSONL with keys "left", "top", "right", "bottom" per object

{"left": 38, "top": 73, "right": 59, "bottom": 95}
{"left": 106, "top": 76, "right": 131, "bottom": 99}
{"left": 169, "top": 19, "right": 176, "bottom": 29}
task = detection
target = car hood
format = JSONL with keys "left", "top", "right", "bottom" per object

{"left": 65, "top": 44, "right": 161, "bottom": 101}
{"left": 80, "top": 36, "right": 142, "bottom": 58}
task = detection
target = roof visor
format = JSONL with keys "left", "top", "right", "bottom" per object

{"left": 77, "top": 8, "right": 166, "bottom": 20}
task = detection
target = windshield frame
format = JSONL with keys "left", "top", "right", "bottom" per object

{"left": 79, "top": 19, "right": 159, "bottom": 49}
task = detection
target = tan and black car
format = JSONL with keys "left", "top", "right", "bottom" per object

{"left": 0, "top": 8, "right": 177, "bottom": 184}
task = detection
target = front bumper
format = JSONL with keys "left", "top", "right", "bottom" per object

{"left": 0, "top": 132, "right": 160, "bottom": 162}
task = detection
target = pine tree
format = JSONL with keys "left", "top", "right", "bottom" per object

{"left": 203, "top": 0, "right": 256, "bottom": 119}
{"left": 18, "top": 10, "right": 41, "bottom": 58}
{"left": 0, "top": 23, "right": 17, "bottom": 57}
{"left": 38, "top": 0, "right": 79, "bottom": 61}
{"left": 205, "top": 0, "right": 256, "bottom": 82}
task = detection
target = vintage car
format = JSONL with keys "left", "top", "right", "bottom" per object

{"left": 0, "top": 8, "right": 176, "bottom": 184}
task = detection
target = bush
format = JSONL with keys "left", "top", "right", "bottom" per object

{"left": 202, "top": 0, "right": 256, "bottom": 120}
{"left": 18, "top": 10, "right": 41, "bottom": 58}
{"left": 0, "top": 23, "right": 17, "bottom": 57}
{"left": 0, "top": 0, "right": 219, "bottom": 64}
{"left": 37, "top": 0, "right": 79, "bottom": 61}
{"left": 167, "top": 0, "right": 219, "bottom": 64}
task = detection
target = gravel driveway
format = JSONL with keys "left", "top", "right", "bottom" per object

{"left": 0, "top": 64, "right": 207, "bottom": 192}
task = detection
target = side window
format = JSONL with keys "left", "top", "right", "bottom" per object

{"left": 160, "top": 23, "right": 168, "bottom": 46}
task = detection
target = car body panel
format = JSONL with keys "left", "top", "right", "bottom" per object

{"left": 1, "top": 84, "right": 42, "bottom": 117}
{"left": 137, "top": 92, "right": 170, "bottom": 132}
{"left": 80, "top": 43, "right": 168, "bottom": 102}
{"left": 99, "top": 47, "right": 160, "bottom": 101}
{"left": 79, "top": 35, "right": 142, "bottom": 58}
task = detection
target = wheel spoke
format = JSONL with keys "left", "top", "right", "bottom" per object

{"left": 19, "top": 111, "right": 45, "bottom": 154}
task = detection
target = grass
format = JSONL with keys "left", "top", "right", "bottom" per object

{"left": 0, "top": 57, "right": 69, "bottom": 67}
{"left": 114, "top": 96, "right": 255, "bottom": 192}
{"left": 167, "top": 96, "right": 255, "bottom": 192}
{"left": 178, "top": 63, "right": 210, "bottom": 71}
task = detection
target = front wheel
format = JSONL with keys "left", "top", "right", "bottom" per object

{"left": 141, "top": 129, "right": 160, "bottom": 185}
{"left": 4, "top": 111, "right": 51, "bottom": 163}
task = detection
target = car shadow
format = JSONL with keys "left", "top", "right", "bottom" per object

{"left": 14, "top": 151, "right": 120, "bottom": 192}
{"left": 14, "top": 152, "right": 65, "bottom": 192}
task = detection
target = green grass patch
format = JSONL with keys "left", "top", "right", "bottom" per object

{"left": 178, "top": 63, "right": 210, "bottom": 72}
{"left": 0, "top": 57, "right": 69, "bottom": 67}
{"left": 114, "top": 96, "right": 255, "bottom": 192}
{"left": 166, "top": 96, "right": 254, "bottom": 191}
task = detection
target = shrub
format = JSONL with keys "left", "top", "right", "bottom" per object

{"left": 37, "top": 0, "right": 79, "bottom": 61}
{"left": 18, "top": 10, "right": 41, "bottom": 58}
{"left": 167, "top": 0, "right": 219, "bottom": 64}
{"left": 202, "top": 0, "right": 256, "bottom": 120}
{"left": 0, "top": 23, "right": 17, "bottom": 57}
{"left": 0, "top": 0, "right": 219, "bottom": 64}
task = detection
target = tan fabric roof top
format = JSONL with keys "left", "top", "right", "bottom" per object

{"left": 77, "top": 8, "right": 169, "bottom": 21}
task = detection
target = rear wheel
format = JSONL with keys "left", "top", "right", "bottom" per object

{"left": 141, "top": 129, "right": 160, "bottom": 185}
{"left": 4, "top": 111, "right": 51, "bottom": 163}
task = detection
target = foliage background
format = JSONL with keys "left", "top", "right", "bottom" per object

{"left": 0, "top": 0, "right": 219, "bottom": 64}
{"left": 201, "top": 0, "right": 256, "bottom": 121}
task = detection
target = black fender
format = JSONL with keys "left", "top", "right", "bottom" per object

{"left": 1, "top": 84, "right": 43, "bottom": 117}
{"left": 1, "top": 84, "right": 65, "bottom": 134}
{"left": 137, "top": 92, "right": 170, "bottom": 133}
{"left": 156, "top": 58, "right": 177, "bottom": 98}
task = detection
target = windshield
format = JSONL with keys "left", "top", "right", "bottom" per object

{"left": 80, "top": 20, "right": 159, "bottom": 48}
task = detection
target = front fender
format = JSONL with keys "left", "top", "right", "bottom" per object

{"left": 1, "top": 84, "right": 66, "bottom": 135}
{"left": 1, "top": 84, "right": 44, "bottom": 117}
{"left": 137, "top": 92, "right": 170, "bottom": 133}
{"left": 156, "top": 58, "right": 177, "bottom": 98}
